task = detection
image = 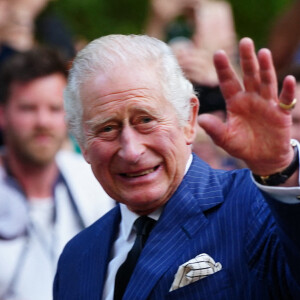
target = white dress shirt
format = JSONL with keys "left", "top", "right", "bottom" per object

{"left": 102, "top": 205, "right": 162, "bottom": 300}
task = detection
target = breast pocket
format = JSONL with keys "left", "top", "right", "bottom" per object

{"left": 165, "top": 269, "right": 232, "bottom": 300}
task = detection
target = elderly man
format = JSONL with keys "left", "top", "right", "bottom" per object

{"left": 53, "top": 35, "right": 300, "bottom": 300}
{"left": 0, "top": 48, "right": 114, "bottom": 300}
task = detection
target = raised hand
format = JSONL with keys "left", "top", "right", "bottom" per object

{"left": 198, "top": 37, "right": 296, "bottom": 177}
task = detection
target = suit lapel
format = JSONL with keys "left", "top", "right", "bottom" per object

{"left": 77, "top": 207, "right": 121, "bottom": 299}
{"left": 124, "top": 155, "right": 225, "bottom": 299}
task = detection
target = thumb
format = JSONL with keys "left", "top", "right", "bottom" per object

{"left": 197, "top": 114, "right": 227, "bottom": 147}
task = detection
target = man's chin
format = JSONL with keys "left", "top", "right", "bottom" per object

{"left": 122, "top": 194, "right": 166, "bottom": 214}
{"left": 25, "top": 154, "right": 56, "bottom": 166}
{"left": 22, "top": 145, "right": 60, "bottom": 166}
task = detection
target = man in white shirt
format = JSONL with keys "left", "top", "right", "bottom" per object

{"left": 0, "top": 47, "right": 114, "bottom": 300}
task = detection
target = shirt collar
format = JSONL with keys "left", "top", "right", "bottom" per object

{"left": 120, "top": 204, "right": 162, "bottom": 241}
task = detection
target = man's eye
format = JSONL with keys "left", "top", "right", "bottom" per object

{"left": 19, "top": 105, "right": 35, "bottom": 112}
{"left": 141, "top": 117, "right": 152, "bottom": 123}
{"left": 95, "top": 124, "right": 119, "bottom": 140}
{"left": 134, "top": 116, "right": 157, "bottom": 133}
{"left": 102, "top": 126, "right": 113, "bottom": 132}
{"left": 51, "top": 106, "right": 64, "bottom": 113}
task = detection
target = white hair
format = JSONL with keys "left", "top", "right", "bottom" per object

{"left": 64, "top": 34, "right": 195, "bottom": 147}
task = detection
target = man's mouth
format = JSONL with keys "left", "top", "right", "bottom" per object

{"left": 121, "top": 166, "right": 159, "bottom": 178}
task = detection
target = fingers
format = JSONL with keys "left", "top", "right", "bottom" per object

{"left": 239, "top": 38, "right": 260, "bottom": 93}
{"left": 239, "top": 38, "right": 278, "bottom": 100}
{"left": 239, "top": 37, "right": 284, "bottom": 103}
{"left": 213, "top": 50, "right": 242, "bottom": 100}
{"left": 198, "top": 114, "right": 227, "bottom": 147}
{"left": 214, "top": 37, "right": 287, "bottom": 106}
{"left": 257, "top": 48, "right": 278, "bottom": 100}
{"left": 279, "top": 75, "right": 296, "bottom": 108}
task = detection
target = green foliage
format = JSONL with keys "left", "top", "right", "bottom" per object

{"left": 52, "top": 0, "right": 149, "bottom": 41}
{"left": 51, "top": 0, "right": 293, "bottom": 47}
{"left": 229, "top": 0, "right": 293, "bottom": 48}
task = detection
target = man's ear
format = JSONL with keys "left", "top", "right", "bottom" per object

{"left": 184, "top": 96, "right": 199, "bottom": 145}
{"left": 80, "top": 126, "right": 91, "bottom": 164}
{"left": 81, "top": 146, "right": 91, "bottom": 164}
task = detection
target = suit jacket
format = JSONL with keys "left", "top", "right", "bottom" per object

{"left": 53, "top": 154, "right": 300, "bottom": 300}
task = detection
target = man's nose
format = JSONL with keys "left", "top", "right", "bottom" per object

{"left": 118, "top": 126, "right": 145, "bottom": 163}
{"left": 35, "top": 109, "right": 52, "bottom": 127}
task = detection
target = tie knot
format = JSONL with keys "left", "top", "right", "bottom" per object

{"left": 134, "top": 216, "right": 156, "bottom": 237}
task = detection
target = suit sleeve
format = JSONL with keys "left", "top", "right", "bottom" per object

{"left": 244, "top": 182, "right": 300, "bottom": 298}
{"left": 263, "top": 192, "right": 300, "bottom": 283}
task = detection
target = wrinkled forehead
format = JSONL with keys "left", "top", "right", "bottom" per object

{"left": 80, "top": 61, "right": 163, "bottom": 103}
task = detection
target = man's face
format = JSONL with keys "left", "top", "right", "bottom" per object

{"left": 292, "top": 84, "right": 300, "bottom": 141}
{"left": 81, "top": 65, "right": 197, "bottom": 214}
{"left": 0, "top": 73, "right": 67, "bottom": 166}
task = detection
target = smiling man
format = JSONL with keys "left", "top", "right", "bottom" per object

{"left": 54, "top": 35, "right": 300, "bottom": 300}
{"left": 81, "top": 63, "right": 197, "bottom": 214}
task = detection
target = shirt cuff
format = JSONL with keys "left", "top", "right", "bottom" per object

{"left": 251, "top": 139, "right": 300, "bottom": 204}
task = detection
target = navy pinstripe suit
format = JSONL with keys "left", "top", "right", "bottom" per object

{"left": 53, "top": 154, "right": 300, "bottom": 299}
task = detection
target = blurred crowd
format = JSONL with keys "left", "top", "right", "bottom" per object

{"left": 0, "top": 2, "right": 114, "bottom": 300}
{"left": 0, "top": 0, "right": 299, "bottom": 299}
{"left": 145, "top": 0, "right": 243, "bottom": 169}
{"left": 0, "top": 0, "right": 75, "bottom": 63}
{"left": 145, "top": 0, "right": 300, "bottom": 169}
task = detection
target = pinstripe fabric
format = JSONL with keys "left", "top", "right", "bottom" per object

{"left": 53, "top": 154, "right": 300, "bottom": 300}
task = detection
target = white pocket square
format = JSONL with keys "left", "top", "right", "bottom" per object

{"left": 169, "top": 253, "right": 222, "bottom": 291}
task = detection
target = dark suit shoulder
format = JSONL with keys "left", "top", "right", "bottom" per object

{"left": 60, "top": 206, "right": 120, "bottom": 260}
{"left": 188, "top": 154, "right": 257, "bottom": 203}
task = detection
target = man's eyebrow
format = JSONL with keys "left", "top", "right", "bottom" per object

{"left": 132, "top": 107, "right": 162, "bottom": 117}
{"left": 84, "top": 107, "right": 161, "bottom": 129}
{"left": 132, "top": 107, "right": 152, "bottom": 115}
{"left": 85, "top": 116, "right": 116, "bottom": 129}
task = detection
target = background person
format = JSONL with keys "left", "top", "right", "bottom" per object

{"left": 0, "top": 47, "right": 114, "bottom": 300}
{"left": 268, "top": 0, "right": 300, "bottom": 77}
{"left": 0, "top": 0, "right": 75, "bottom": 59}
{"left": 0, "top": 0, "right": 76, "bottom": 147}
{"left": 145, "top": 0, "right": 242, "bottom": 170}
{"left": 53, "top": 34, "right": 300, "bottom": 300}
{"left": 169, "top": 39, "right": 244, "bottom": 169}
